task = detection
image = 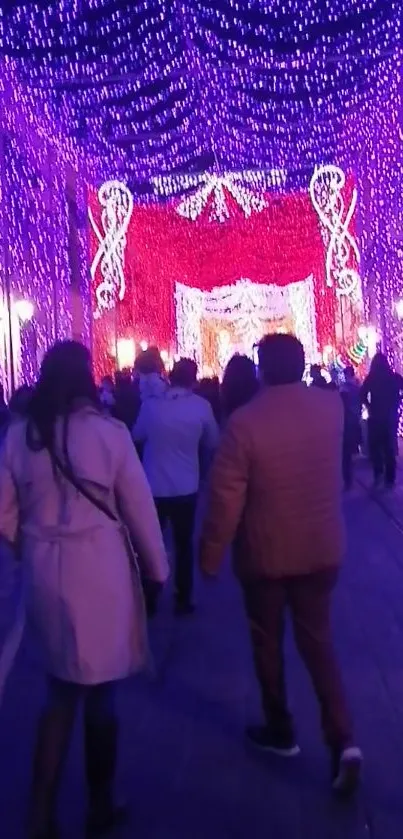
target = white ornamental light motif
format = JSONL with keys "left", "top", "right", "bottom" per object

{"left": 309, "top": 165, "right": 360, "bottom": 297}
{"left": 175, "top": 172, "right": 267, "bottom": 223}
{"left": 89, "top": 180, "right": 134, "bottom": 318}
{"left": 175, "top": 277, "right": 318, "bottom": 371}
{"left": 205, "top": 279, "right": 278, "bottom": 355}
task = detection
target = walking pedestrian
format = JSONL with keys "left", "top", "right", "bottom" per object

{"left": 133, "top": 358, "right": 218, "bottom": 615}
{"left": 0, "top": 341, "right": 169, "bottom": 839}
{"left": 99, "top": 375, "right": 116, "bottom": 414}
{"left": 196, "top": 377, "right": 222, "bottom": 426}
{"left": 221, "top": 354, "right": 258, "bottom": 420}
{"left": 310, "top": 363, "right": 331, "bottom": 390}
{"left": 361, "top": 353, "right": 403, "bottom": 488}
{"left": 200, "top": 333, "right": 362, "bottom": 794}
{"left": 340, "top": 366, "right": 361, "bottom": 490}
{"left": 134, "top": 346, "right": 167, "bottom": 403}
{"left": 113, "top": 371, "right": 140, "bottom": 430}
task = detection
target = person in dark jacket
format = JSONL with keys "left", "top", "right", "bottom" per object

{"left": 340, "top": 367, "right": 361, "bottom": 490}
{"left": 196, "top": 377, "right": 222, "bottom": 426}
{"left": 310, "top": 364, "right": 331, "bottom": 390}
{"left": 221, "top": 355, "right": 258, "bottom": 420}
{"left": 361, "top": 353, "right": 403, "bottom": 488}
{"left": 113, "top": 371, "right": 140, "bottom": 430}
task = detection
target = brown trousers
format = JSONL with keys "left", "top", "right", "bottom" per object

{"left": 242, "top": 569, "right": 352, "bottom": 750}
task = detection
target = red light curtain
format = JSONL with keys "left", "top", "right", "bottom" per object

{"left": 90, "top": 189, "right": 336, "bottom": 377}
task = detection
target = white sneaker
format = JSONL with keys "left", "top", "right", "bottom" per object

{"left": 332, "top": 746, "right": 363, "bottom": 795}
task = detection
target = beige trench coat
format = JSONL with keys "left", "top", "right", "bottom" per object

{"left": 0, "top": 408, "right": 169, "bottom": 685}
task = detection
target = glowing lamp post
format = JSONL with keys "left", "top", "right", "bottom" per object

{"left": 15, "top": 299, "right": 35, "bottom": 323}
{"left": 15, "top": 299, "right": 36, "bottom": 386}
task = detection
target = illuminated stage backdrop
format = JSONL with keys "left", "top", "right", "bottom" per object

{"left": 89, "top": 169, "right": 362, "bottom": 379}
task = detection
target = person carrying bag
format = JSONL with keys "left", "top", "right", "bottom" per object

{"left": 0, "top": 341, "right": 169, "bottom": 839}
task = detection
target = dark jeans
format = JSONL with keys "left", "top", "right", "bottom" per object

{"left": 368, "top": 417, "right": 396, "bottom": 485}
{"left": 242, "top": 570, "right": 353, "bottom": 750}
{"left": 342, "top": 437, "right": 354, "bottom": 489}
{"left": 155, "top": 494, "right": 197, "bottom": 605}
{"left": 342, "top": 422, "right": 360, "bottom": 488}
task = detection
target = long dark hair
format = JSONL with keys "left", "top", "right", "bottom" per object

{"left": 221, "top": 354, "right": 258, "bottom": 418}
{"left": 9, "top": 385, "right": 33, "bottom": 417}
{"left": 196, "top": 377, "right": 221, "bottom": 424}
{"left": 367, "top": 352, "right": 392, "bottom": 381}
{"left": 26, "top": 341, "right": 99, "bottom": 473}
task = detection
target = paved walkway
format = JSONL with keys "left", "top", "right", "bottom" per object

{"left": 2, "top": 474, "right": 403, "bottom": 837}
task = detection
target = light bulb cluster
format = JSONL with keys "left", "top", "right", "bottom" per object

{"left": 1, "top": 1, "right": 402, "bottom": 394}
{"left": 90, "top": 179, "right": 337, "bottom": 380}
{"left": 1, "top": 2, "right": 398, "bottom": 186}
{"left": 0, "top": 61, "right": 93, "bottom": 393}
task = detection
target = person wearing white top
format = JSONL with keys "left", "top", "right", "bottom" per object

{"left": 133, "top": 358, "right": 219, "bottom": 613}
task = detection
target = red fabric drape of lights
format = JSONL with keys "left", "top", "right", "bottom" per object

{"left": 90, "top": 187, "right": 339, "bottom": 377}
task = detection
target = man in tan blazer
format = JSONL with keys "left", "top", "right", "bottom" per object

{"left": 200, "top": 334, "right": 362, "bottom": 795}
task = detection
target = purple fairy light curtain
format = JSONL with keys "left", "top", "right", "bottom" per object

{"left": 0, "top": 62, "right": 92, "bottom": 397}
{"left": 1, "top": 1, "right": 402, "bottom": 374}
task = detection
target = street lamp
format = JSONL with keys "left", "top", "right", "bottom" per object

{"left": 15, "top": 299, "right": 35, "bottom": 323}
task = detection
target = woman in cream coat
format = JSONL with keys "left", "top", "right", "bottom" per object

{"left": 0, "top": 341, "right": 169, "bottom": 839}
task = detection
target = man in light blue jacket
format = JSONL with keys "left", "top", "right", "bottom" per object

{"left": 133, "top": 358, "right": 219, "bottom": 615}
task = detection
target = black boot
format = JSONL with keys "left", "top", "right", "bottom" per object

{"left": 85, "top": 718, "right": 127, "bottom": 836}
{"left": 29, "top": 701, "right": 77, "bottom": 839}
{"left": 31, "top": 828, "right": 59, "bottom": 839}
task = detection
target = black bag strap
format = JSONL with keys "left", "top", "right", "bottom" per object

{"left": 52, "top": 452, "right": 118, "bottom": 523}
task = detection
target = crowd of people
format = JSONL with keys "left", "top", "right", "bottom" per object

{"left": 310, "top": 358, "right": 403, "bottom": 490}
{"left": 0, "top": 337, "right": 402, "bottom": 838}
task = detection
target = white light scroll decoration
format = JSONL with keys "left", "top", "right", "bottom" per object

{"left": 309, "top": 165, "right": 361, "bottom": 297}
{"left": 89, "top": 180, "right": 134, "bottom": 318}
{"left": 288, "top": 276, "right": 318, "bottom": 364}
{"left": 175, "top": 277, "right": 318, "bottom": 372}
{"left": 175, "top": 284, "right": 204, "bottom": 369}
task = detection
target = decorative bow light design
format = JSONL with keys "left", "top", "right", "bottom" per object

{"left": 309, "top": 165, "right": 361, "bottom": 297}
{"left": 153, "top": 170, "right": 286, "bottom": 224}
{"left": 89, "top": 180, "right": 134, "bottom": 318}
{"left": 175, "top": 172, "right": 267, "bottom": 223}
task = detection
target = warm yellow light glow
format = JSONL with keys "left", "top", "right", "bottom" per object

{"left": 116, "top": 338, "right": 135, "bottom": 370}
{"left": 15, "top": 299, "right": 34, "bottom": 323}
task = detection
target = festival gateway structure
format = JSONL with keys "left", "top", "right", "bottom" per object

{"left": 1, "top": 2, "right": 401, "bottom": 384}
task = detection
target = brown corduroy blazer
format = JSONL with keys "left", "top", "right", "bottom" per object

{"left": 200, "top": 382, "right": 345, "bottom": 581}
